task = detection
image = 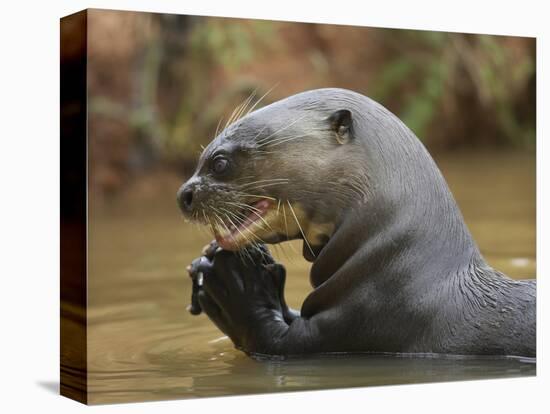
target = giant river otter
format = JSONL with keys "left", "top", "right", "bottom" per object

{"left": 177, "top": 88, "right": 536, "bottom": 358}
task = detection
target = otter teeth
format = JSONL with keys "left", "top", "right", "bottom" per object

{"left": 215, "top": 198, "right": 273, "bottom": 250}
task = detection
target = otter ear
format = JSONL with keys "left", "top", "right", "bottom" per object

{"left": 328, "top": 109, "right": 353, "bottom": 144}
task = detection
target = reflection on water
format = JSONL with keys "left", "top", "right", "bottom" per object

{"left": 87, "top": 151, "right": 535, "bottom": 404}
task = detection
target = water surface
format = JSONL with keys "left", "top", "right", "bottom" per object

{"left": 87, "top": 151, "right": 536, "bottom": 404}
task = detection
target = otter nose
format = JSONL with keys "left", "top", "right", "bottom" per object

{"left": 181, "top": 189, "right": 193, "bottom": 210}
{"left": 177, "top": 184, "right": 194, "bottom": 214}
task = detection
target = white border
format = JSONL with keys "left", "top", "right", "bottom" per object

{"left": 0, "top": 1, "right": 547, "bottom": 413}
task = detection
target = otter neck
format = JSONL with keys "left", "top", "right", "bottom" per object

{"left": 308, "top": 121, "right": 482, "bottom": 289}
{"left": 309, "top": 197, "right": 481, "bottom": 290}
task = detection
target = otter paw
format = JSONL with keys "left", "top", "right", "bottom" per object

{"left": 191, "top": 247, "right": 288, "bottom": 351}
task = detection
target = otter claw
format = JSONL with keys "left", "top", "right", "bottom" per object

{"left": 196, "top": 271, "right": 204, "bottom": 287}
{"left": 201, "top": 244, "right": 211, "bottom": 255}
{"left": 201, "top": 241, "right": 220, "bottom": 260}
{"left": 189, "top": 270, "right": 203, "bottom": 315}
{"left": 188, "top": 257, "right": 208, "bottom": 316}
{"left": 187, "top": 301, "right": 202, "bottom": 315}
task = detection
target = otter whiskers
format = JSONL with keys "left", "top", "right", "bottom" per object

{"left": 239, "top": 178, "right": 290, "bottom": 189}
{"left": 224, "top": 89, "right": 258, "bottom": 130}
{"left": 287, "top": 200, "right": 315, "bottom": 258}
{"left": 216, "top": 204, "right": 275, "bottom": 263}
{"left": 224, "top": 200, "right": 274, "bottom": 233}
{"left": 258, "top": 133, "right": 312, "bottom": 148}
{"left": 217, "top": 83, "right": 278, "bottom": 139}
{"left": 217, "top": 212, "right": 254, "bottom": 263}
{"left": 244, "top": 83, "right": 278, "bottom": 117}
{"left": 256, "top": 114, "right": 310, "bottom": 147}
{"left": 281, "top": 202, "right": 299, "bottom": 255}
{"left": 233, "top": 191, "right": 278, "bottom": 202}
{"left": 214, "top": 115, "right": 225, "bottom": 140}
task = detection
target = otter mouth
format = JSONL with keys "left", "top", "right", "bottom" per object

{"left": 213, "top": 198, "right": 277, "bottom": 251}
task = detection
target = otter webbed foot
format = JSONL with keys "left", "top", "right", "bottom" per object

{"left": 186, "top": 244, "right": 299, "bottom": 355}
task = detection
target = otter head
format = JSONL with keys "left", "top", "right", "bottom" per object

{"left": 177, "top": 95, "right": 368, "bottom": 262}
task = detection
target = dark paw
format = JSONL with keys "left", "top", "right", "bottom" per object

{"left": 186, "top": 242, "right": 278, "bottom": 316}
{"left": 185, "top": 244, "right": 292, "bottom": 352}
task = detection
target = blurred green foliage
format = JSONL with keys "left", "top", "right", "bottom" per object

{"left": 371, "top": 30, "right": 535, "bottom": 148}
{"left": 87, "top": 13, "right": 535, "bottom": 195}
{"left": 189, "top": 20, "right": 273, "bottom": 70}
{"left": 162, "top": 18, "right": 277, "bottom": 163}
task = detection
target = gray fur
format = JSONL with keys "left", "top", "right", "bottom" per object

{"left": 180, "top": 88, "right": 536, "bottom": 358}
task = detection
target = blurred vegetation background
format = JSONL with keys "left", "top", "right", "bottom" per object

{"left": 83, "top": 9, "right": 535, "bottom": 202}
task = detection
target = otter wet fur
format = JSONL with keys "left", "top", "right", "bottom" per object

{"left": 177, "top": 88, "right": 536, "bottom": 359}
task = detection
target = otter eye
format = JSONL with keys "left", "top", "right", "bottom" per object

{"left": 212, "top": 156, "right": 229, "bottom": 175}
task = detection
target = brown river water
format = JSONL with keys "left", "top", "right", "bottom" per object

{"left": 87, "top": 151, "right": 536, "bottom": 404}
